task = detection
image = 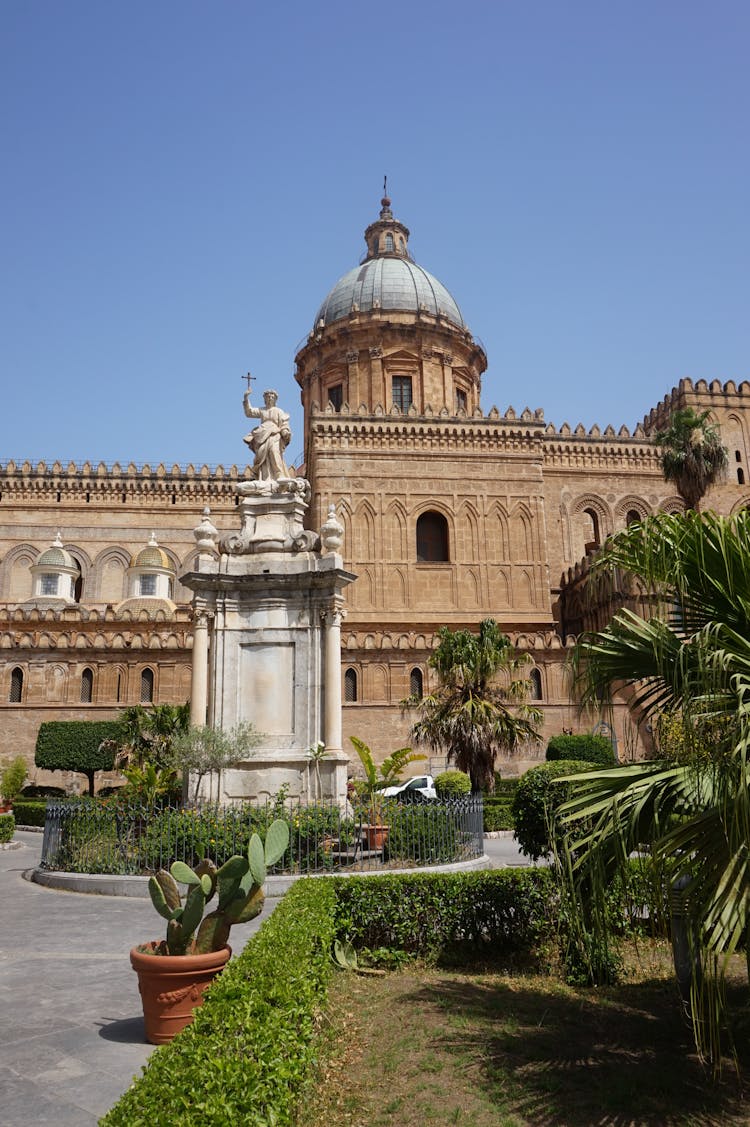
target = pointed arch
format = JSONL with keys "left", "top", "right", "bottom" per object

{"left": 352, "top": 499, "right": 377, "bottom": 561}
{"left": 1, "top": 543, "right": 37, "bottom": 601}
{"left": 459, "top": 500, "right": 481, "bottom": 560}
{"left": 384, "top": 499, "right": 408, "bottom": 560}
{"left": 510, "top": 503, "right": 534, "bottom": 562}
{"left": 93, "top": 547, "right": 131, "bottom": 602}
{"left": 490, "top": 567, "right": 510, "bottom": 607}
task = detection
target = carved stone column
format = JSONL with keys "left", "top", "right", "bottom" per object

{"left": 323, "top": 599, "right": 345, "bottom": 753}
{"left": 190, "top": 608, "right": 211, "bottom": 727}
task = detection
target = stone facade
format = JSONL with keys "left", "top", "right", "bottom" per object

{"left": 2, "top": 198, "right": 749, "bottom": 786}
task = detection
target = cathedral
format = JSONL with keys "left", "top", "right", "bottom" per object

{"left": 2, "top": 194, "right": 748, "bottom": 786}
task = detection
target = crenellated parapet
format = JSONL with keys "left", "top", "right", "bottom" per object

{"left": 641, "top": 378, "right": 750, "bottom": 434}
{"left": 309, "top": 404, "right": 547, "bottom": 455}
{"left": 0, "top": 460, "right": 253, "bottom": 505}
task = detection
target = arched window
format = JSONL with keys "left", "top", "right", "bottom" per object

{"left": 72, "top": 559, "right": 83, "bottom": 602}
{"left": 9, "top": 667, "right": 23, "bottom": 703}
{"left": 344, "top": 668, "right": 358, "bottom": 703}
{"left": 529, "top": 668, "right": 543, "bottom": 701}
{"left": 736, "top": 450, "right": 742, "bottom": 462}
{"left": 417, "top": 511, "right": 449, "bottom": 562}
{"left": 385, "top": 232, "right": 394, "bottom": 251}
{"left": 140, "top": 574, "right": 157, "bottom": 596}
{"left": 410, "top": 668, "right": 424, "bottom": 698}
{"left": 116, "top": 673, "right": 123, "bottom": 703}
{"left": 80, "top": 668, "right": 94, "bottom": 704}
{"left": 626, "top": 509, "right": 641, "bottom": 527}
{"left": 140, "top": 668, "right": 154, "bottom": 704}
{"left": 583, "top": 507, "right": 600, "bottom": 551}
{"left": 739, "top": 468, "right": 745, "bottom": 485}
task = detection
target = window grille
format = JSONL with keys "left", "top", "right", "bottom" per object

{"left": 80, "top": 668, "right": 94, "bottom": 703}
{"left": 344, "top": 668, "right": 358, "bottom": 702}
{"left": 10, "top": 667, "right": 23, "bottom": 703}
{"left": 140, "top": 668, "right": 154, "bottom": 703}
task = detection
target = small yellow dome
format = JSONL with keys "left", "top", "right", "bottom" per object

{"left": 130, "top": 533, "right": 173, "bottom": 570}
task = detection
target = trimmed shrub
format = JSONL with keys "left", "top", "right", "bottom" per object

{"left": 332, "top": 869, "right": 557, "bottom": 961}
{"left": 483, "top": 797, "right": 515, "bottom": 831}
{"left": 434, "top": 770, "right": 471, "bottom": 797}
{"left": 385, "top": 804, "right": 459, "bottom": 865}
{"left": 546, "top": 733, "right": 615, "bottom": 767}
{"left": 35, "top": 721, "right": 122, "bottom": 795}
{"left": 0, "top": 813, "right": 15, "bottom": 843}
{"left": 12, "top": 799, "right": 47, "bottom": 828}
{"left": 512, "top": 759, "right": 595, "bottom": 861}
{"left": 102, "top": 877, "right": 338, "bottom": 1127}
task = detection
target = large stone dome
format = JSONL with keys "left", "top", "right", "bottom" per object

{"left": 314, "top": 257, "right": 465, "bottom": 330}
{"left": 312, "top": 194, "right": 466, "bottom": 331}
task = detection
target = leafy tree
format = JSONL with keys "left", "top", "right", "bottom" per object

{"left": 172, "top": 722, "right": 262, "bottom": 804}
{"left": 654, "top": 407, "right": 727, "bottom": 511}
{"left": 109, "top": 703, "right": 190, "bottom": 802}
{"left": 564, "top": 510, "right": 750, "bottom": 1067}
{"left": 35, "top": 720, "right": 121, "bottom": 795}
{"left": 406, "top": 618, "right": 542, "bottom": 791}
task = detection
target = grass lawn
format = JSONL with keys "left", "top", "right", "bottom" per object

{"left": 298, "top": 941, "right": 750, "bottom": 1127}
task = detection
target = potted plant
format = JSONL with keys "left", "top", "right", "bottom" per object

{"left": 132, "top": 817, "right": 289, "bottom": 1044}
{"left": 0, "top": 756, "right": 28, "bottom": 813}
{"left": 349, "top": 737, "right": 426, "bottom": 850}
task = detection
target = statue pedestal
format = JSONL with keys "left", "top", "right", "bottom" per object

{"left": 181, "top": 479, "right": 354, "bottom": 807}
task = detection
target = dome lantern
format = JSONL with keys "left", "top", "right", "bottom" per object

{"left": 29, "top": 532, "right": 79, "bottom": 603}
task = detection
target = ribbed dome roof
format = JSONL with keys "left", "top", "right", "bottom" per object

{"left": 37, "top": 533, "right": 76, "bottom": 569}
{"left": 314, "top": 258, "right": 465, "bottom": 330}
{"left": 130, "top": 533, "right": 173, "bottom": 570}
{"left": 312, "top": 194, "right": 466, "bottom": 332}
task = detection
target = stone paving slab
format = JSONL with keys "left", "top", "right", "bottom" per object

{"left": 0, "top": 832, "right": 279, "bottom": 1126}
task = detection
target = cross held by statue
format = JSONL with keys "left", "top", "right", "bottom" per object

{"left": 243, "top": 372, "right": 256, "bottom": 393}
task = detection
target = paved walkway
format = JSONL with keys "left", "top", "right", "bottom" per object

{"left": 0, "top": 831, "right": 528, "bottom": 1126}
{"left": 0, "top": 833, "right": 278, "bottom": 1126}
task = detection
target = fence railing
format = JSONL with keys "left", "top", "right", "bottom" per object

{"left": 40, "top": 795, "right": 484, "bottom": 876}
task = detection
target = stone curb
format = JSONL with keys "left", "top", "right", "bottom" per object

{"left": 0, "top": 840, "right": 24, "bottom": 851}
{"left": 28, "top": 852, "right": 492, "bottom": 898}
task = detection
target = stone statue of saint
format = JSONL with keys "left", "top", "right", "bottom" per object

{"left": 243, "top": 388, "right": 293, "bottom": 481}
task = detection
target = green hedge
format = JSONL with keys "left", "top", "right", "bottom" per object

{"left": 332, "top": 869, "right": 557, "bottom": 959}
{"left": 12, "top": 799, "right": 47, "bottom": 827}
{"left": 546, "top": 733, "right": 615, "bottom": 767}
{"left": 103, "top": 870, "right": 564, "bottom": 1123}
{"left": 483, "top": 797, "right": 515, "bottom": 831}
{"left": 35, "top": 720, "right": 121, "bottom": 794}
{"left": 102, "top": 877, "right": 338, "bottom": 1127}
{"left": 0, "top": 813, "right": 15, "bottom": 843}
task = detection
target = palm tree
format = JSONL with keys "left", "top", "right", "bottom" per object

{"left": 406, "top": 618, "right": 542, "bottom": 791}
{"left": 564, "top": 510, "right": 750, "bottom": 1066}
{"left": 654, "top": 406, "right": 728, "bottom": 511}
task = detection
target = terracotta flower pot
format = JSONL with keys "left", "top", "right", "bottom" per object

{"left": 130, "top": 943, "right": 231, "bottom": 1045}
{"left": 363, "top": 824, "right": 389, "bottom": 850}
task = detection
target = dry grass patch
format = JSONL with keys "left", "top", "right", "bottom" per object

{"left": 298, "top": 942, "right": 750, "bottom": 1127}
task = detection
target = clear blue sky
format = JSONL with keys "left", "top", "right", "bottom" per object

{"left": 2, "top": 1, "right": 748, "bottom": 469}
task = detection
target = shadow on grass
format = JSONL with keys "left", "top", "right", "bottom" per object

{"left": 401, "top": 971, "right": 749, "bottom": 1127}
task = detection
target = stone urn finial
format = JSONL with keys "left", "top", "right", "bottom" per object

{"left": 320, "top": 503, "right": 344, "bottom": 554}
{"left": 194, "top": 507, "right": 219, "bottom": 553}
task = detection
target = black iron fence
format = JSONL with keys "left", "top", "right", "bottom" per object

{"left": 40, "top": 795, "right": 484, "bottom": 876}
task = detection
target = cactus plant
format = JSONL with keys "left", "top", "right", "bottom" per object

{"left": 146, "top": 818, "right": 289, "bottom": 955}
